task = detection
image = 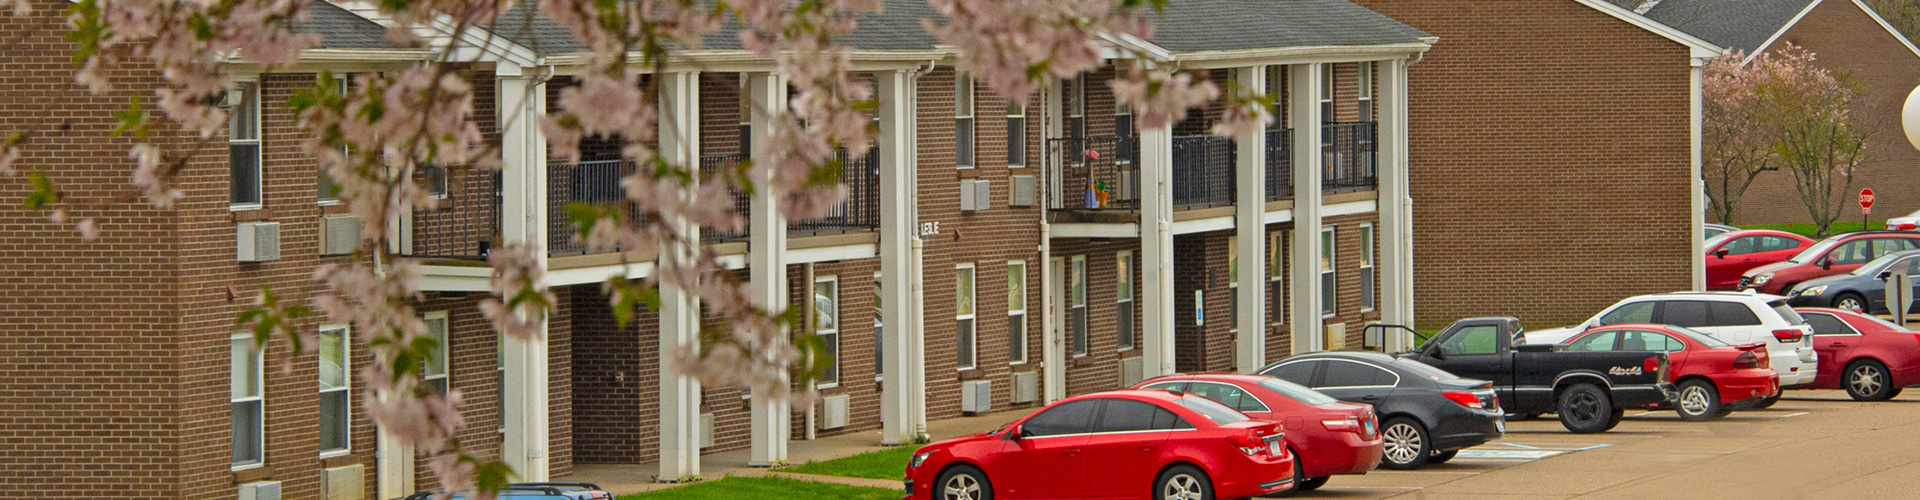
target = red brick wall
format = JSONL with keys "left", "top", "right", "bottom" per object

{"left": 1729, "top": 0, "right": 1920, "bottom": 225}
{"left": 1355, "top": 0, "right": 1697, "bottom": 329}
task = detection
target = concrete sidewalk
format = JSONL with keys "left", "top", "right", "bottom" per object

{"left": 559, "top": 408, "right": 1024, "bottom": 495}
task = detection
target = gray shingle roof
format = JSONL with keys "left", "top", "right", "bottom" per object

{"left": 489, "top": 0, "right": 940, "bottom": 55}
{"left": 294, "top": 1, "right": 395, "bottom": 49}
{"left": 1642, "top": 0, "right": 1815, "bottom": 54}
{"left": 1146, "top": 0, "right": 1430, "bottom": 53}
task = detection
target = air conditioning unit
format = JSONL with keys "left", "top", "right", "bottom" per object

{"left": 238, "top": 481, "right": 283, "bottom": 500}
{"left": 699, "top": 413, "right": 715, "bottom": 449}
{"left": 817, "top": 394, "right": 850, "bottom": 430}
{"left": 319, "top": 465, "right": 365, "bottom": 500}
{"left": 1009, "top": 176, "right": 1037, "bottom": 207}
{"left": 1120, "top": 356, "right": 1145, "bottom": 388}
{"left": 319, "top": 215, "right": 363, "bottom": 256}
{"left": 1011, "top": 372, "right": 1038, "bottom": 404}
{"left": 959, "top": 179, "right": 991, "bottom": 211}
{"left": 960, "top": 380, "right": 992, "bottom": 413}
{"left": 1119, "top": 170, "right": 1139, "bottom": 202}
{"left": 237, "top": 222, "right": 281, "bottom": 262}
{"left": 1324, "top": 322, "right": 1347, "bottom": 351}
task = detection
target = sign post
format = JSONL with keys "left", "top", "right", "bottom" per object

{"left": 1861, "top": 188, "right": 1876, "bottom": 227}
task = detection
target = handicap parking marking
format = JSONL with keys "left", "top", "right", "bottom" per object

{"left": 1452, "top": 442, "right": 1610, "bottom": 462}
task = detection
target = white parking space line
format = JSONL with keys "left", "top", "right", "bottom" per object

{"left": 1780, "top": 412, "right": 1809, "bottom": 418}
{"left": 1452, "top": 442, "right": 1611, "bottom": 463}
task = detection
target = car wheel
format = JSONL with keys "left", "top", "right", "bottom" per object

{"left": 1154, "top": 464, "right": 1213, "bottom": 500}
{"left": 1505, "top": 412, "right": 1541, "bottom": 421}
{"left": 1676, "top": 380, "right": 1725, "bottom": 421}
{"left": 1845, "top": 360, "right": 1896, "bottom": 401}
{"left": 1558, "top": 384, "right": 1615, "bottom": 434}
{"left": 935, "top": 465, "right": 993, "bottom": 500}
{"left": 1603, "top": 408, "right": 1626, "bottom": 431}
{"left": 1833, "top": 293, "right": 1867, "bottom": 312}
{"left": 1429, "top": 449, "right": 1458, "bottom": 464}
{"left": 1378, "top": 417, "right": 1431, "bottom": 470}
{"left": 1295, "top": 475, "right": 1329, "bottom": 492}
{"left": 1753, "top": 394, "right": 1781, "bottom": 409}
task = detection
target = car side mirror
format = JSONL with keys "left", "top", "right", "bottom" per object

{"left": 1822, "top": 259, "right": 1833, "bottom": 270}
{"left": 1428, "top": 347, "right": 1447, "bottom": 360}
{"left": 1879, "top": 271, "right": 1893, "bottom": 281}
{"left": 1001, "top": 425, "right": 1023, "bottom": 440}
{"left": 1715, "top": 248, "right": 1730, "bottom": 259}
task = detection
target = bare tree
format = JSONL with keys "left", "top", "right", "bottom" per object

{"left": 1758, "top": 45, "right": 1872, "bottom": 237}
{"left": 1702, "top": 52, "right": 1781, "bottom": 224}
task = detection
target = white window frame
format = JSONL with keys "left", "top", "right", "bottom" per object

{"left": 1270, "top": 232, "right": 1285, "bottom": 325}
{"left": 423, "top": 165, "right": 450, "bottom": 200}
{"left": 814, "top": 275, "right": 841, "bottom": 388}
{"left": 319, "top": 75, "right": 346, "bottom": 206}
{"left": 1071, "top": 255, "right": 1089, "bottom": 356}
{"left": 1007, "top": 261, "right": 1029, "bottom": 365}
{"left": 424, "top": 311, "right": 450, "bottom": 395}
{"left": 1116, "top": 252, "right": 1134, "bottom": 351}
{"left": 956, "top": 72, "right": 976, "bottom": 169}
{"left": 317, "top": 325, "right": 351, "bottom": 457}
{"left": 874, "top": 272, "right": 884, "bottom": 381}
{"left": 229, "top": 80, "right": 263, "bottom": 211}
{"left": 497, "top": 331, "right": 507, "bottom": 434}
{"left": 1321, "top": 227, "right": 1337, "bottom": 318}
{"left": 956, "top": 264, "right": 978, "bottom": 370}
{"left": 1266, "top": 66, "right": 1287, "bottom": 117}
{"left": 1229, "top": 237, "right": 1240, "bottom": 333}
{"left": 1360, "top": 223, "right": 1376, "bottom": 312}
{"left": 230, "top": 333, "right": 265, "bottom": 470}
{"left": 1007, "top": 101, "right": 1027, "bottom": 168}
{"left": 1356, "top": 62, "right": 1374, "bottom": 121}
{"left": 1070, "top": 76, "right": 1088, "bottom": 140}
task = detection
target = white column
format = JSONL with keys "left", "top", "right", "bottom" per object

{"left": 1377, "top": 58, "right": 1415, "bottom": 350}
{"left": 746, "top": 72, "right": 792, "bottom": 467}
{"left": 1289, "top": 63, "right": 1325, "bottom": 355}
{"left": 1140, "top": 120, "right": 1177, "bottom": 377}
{"left": 877, "top": 69, "right": 925, "bottom": 445}
{"left": 1690, "top": 60, "right": 1707, "bottom": 292}
{"left": 1041, "top": 79, "right": 1067, "bottom": 403}
{"left": 1234, "top": 66, "right": 1268, "bottom": 372}
{"left": 656, "top": 71, "right": 704, "bottom": 481}
{"left": 497, "top": 64, "right": 551, "bottom": 482}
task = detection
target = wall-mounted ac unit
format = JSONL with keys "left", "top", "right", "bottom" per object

{"left": 319, "top": 215, "right": 362, "bottom": 256}
{"left": 817, "top": 394, "right": 850, "bottom": 430}
{"left": 1009, "top": 176, "right": 1037, "bottom": 207}
{"left": 1120, "top": 356, "right": 1145, "bottom": 388}
{"left": 1119, "top": 170, "right": 1139, "bottom": 201}
{"left": 959, "top": 179, "right": 991, "bottom": 211}
{"left": 238, "top": 481, "right": 283, "bottom": 500}
{"left": 1011, "top": 372, "right": 1038, "bottom": 404}
{"left": 699, "top": 413, "right": 715, "bottom": 449}
{"left": 319, "top": 465, "right": 365, "bottom": 500}
{"left": 960, "top": 380, "right": 992, "bottom": 413}
{"left": 237, "top": 222, "right": 281, "bottom": 262}
{"left": 1324, "top": 322, "right": 1347, "bottom": 351}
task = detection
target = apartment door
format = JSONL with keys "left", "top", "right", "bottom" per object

{"left": 1047, "top": 256, "right": 1068, "bottom": 402}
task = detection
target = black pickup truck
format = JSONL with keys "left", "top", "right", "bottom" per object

{"left": 1395, "top": 317, "right": 1678, "bottom": 433}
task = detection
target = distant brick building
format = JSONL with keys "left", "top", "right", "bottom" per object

{"left": 1648, "top": 0, "right": 1920, "bottom": 226}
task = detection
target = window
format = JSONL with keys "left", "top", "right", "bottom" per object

{"left": 1438, "top": 325, "right": 1499, "bottom": 355}
{"left": 423, "top": 165, "right": 450, "bottom": 199}
{"left": 1071, "top": 256, "right": 1089, "bottom": 356}
{"left": 1256, "top": 378, "right": 1338, "bottom": 406}
{"left": 1761, "top": 236, "right": 1801, "bottom": 252}
{"left": 1263, "top": 360, "right": 1318, "bottom": 385}
{"left": 497, "top": 331, "right": 507, "bottom": 433}
{"left": 1094, "top": 399, "right": 1161, "bottom": 433}
{"left": 1321, "top": 227, "right": 1336, "bottom": 316}
{"left": 424, "top": 312, "right": 450, "bottom": 395}
{"left": 1117, "top": 252, "right": 1134, "bottom": 351}
{"left": 814, "top": 277, "right": 840, "bottom": 386}
{"left": 1802, "top": 312, "right": 1859, "bottom": 336}
{"left": 1565, "top": 331, "right": 1618, "bottom": 352}
{"left": 1707, "top": 302, "right": 1762, "bottom": 326}
{"left": 738, "top": 75, "right": 753, "bottom": 157}
{"left": 229, "top": 82, "right": 262, "bottom": 208}
{"left": 1266, "top": 65, "right": 1287, "bottom": 118}
{"left": 874, "top": 273, "right": 884, "bottom": 380}
{"left": 1719, "top": 236, "right": 1760, "bottom": 256}
{"left": 1830, "top": 240, "right": 1873, "bottom": 265}
{"left": 1174, "top": 396, "right": 1251, "bottom": 425}
{"left": 231, "top": 335, "right": 265, "bottom": 468}
{"left": 1115, "top": 100, "right": 1136, "bottom": 165}
{"left": 1321, "top": 360, "right": 1395, "bottom": 388}
{"left": 1021, "top": 400, "right": 1097, "bottom": 437}
{"left": 1187, "top": 382, "right": 1269, "bottom": 413}
{"left": 1007, "top": 262, "right": 1028, "bottom": 364}
{"left": 1318, "top": 64, "right": 1335, "bottom": 123}
{"left": 1229, "top": 238, "right": 1239, "bottom": 331}
{"left": 319, "top": 75, "right": 346, "bottom": 204}
{"left": 1007, "top": 102, "right": 1026, "bottom": 167}
{"left": 956, "top": 265, "right": 977, "bottom": 370}
{"left": 1142, "top": 381, "right": 1187, "bottom": 393}
{"left": 318, "top": 326, "right": 350, "bottom": 456}
{"left": 1357, "top": 62, "right": 1373, "bottom": 120}
{"left": 1598, "top": 301, "right": 1655, "bottom": 326}
{"left": 955, "top": 73, "right": 976, "bottom": 168}
{"left": 1874, "top": 238, "right": 1916, "bottom": 258}
{"left": 1270, "top": 232, "right": 1285, "bottom": 323}
{"left": 1660, "top": 301, "right": 1712, "bottom": 328}
{"left": 1360, "top": 224, "right": 1375, "bottom": 311}
{"left": 1068, "top": 76, "right": 1087, "bottom": 140}
{"left": 1618, "top": 330, "right": 1684, "bottom": 352}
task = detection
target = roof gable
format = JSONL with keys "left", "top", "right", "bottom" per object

{"left": 1646, "top": 0, "right": 1920, "bottom": 62}
{"left": 1576, "top": 0, "right": 1725, "bottom": 58}
{"left": 1143, "top": 0, "right": 1430, "bottom": 53}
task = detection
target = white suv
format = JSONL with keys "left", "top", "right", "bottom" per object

{"left": 1526, "top": 292, "right": 1818, "bottom": 389}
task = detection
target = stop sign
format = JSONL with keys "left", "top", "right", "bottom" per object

{"left": 1862, "top": 188, "right": 1877, "bottom": 209}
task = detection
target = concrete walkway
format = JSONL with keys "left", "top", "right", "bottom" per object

{"left": 560, "top": 408, "right": 1025, "bottom": 495}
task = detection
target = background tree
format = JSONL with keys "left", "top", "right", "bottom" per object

{"left": 1757, "top": 45, "right": 1871, "bottom": 237}
{"left": 1702, "top": 51, "right": 1782, "bottom": 224}
{"left": 1865, "top": 0, "right": 1920, "bottom": 44}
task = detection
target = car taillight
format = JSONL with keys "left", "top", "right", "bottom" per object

{"left": 1643, "top": 356, "right": 1668, "bottom": 383}
{"left": 1442, "top": 391, "right": 1485, "bottom": 409}
{"left": 1899, "top": 223, "right": 1917, "bottom": 230}
{"left": 1227, "top": 434, "right": 1266, "bottom": 457}
{"left": 1772, "top": 329, "right": 1804, "bottom": 343}
{"left": 1735, "top": 351, "right": 1762, "bottom": 369}
{"left": 1322, "top": 418, "right": 1361, "bottom": 433}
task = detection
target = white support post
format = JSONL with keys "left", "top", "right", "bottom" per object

{"left": 877, "top": 69, "right": 924, "bottom": 445}
{"left": 495, "top": 64, "right": 551, "bottom": 483}
{"left": 656, "top": 71, "right": 704, "bottom": 481}
{"left": 1140, "top": 120, "right": 1176, "bottom": 377}
{"left": 1289, "top": 63, "right": 1325, "bottom": 355}
{"left": 1041, "top": 79, "right": 1066, "bottom": 403}
{"left": 1234, "top": 66, "right": 1269, "bottom": 372}
{"left": 1690, "top": 60, "right": 1707, "bottom": 292}
{"left": 746, "top": 72, "right": 792, "bottom": 467}
{"left": 1377, "top": 58, "right": 1415, "bottom": 350}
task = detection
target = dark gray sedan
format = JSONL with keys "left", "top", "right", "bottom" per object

{"left": 1786, "top": 249, "right": 1920, "bottom": 313}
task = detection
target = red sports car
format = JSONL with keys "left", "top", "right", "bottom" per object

{"left": 1738, "top": 231, "right": 1920, "bottom": 294}
{"left": 1794, "top": 308, "right": 1920, "bottom": 400}
{"left": 903, "top": 390, "right": 1294, "bottom": 500}
{"left": 1705, "top": 230, "right": 1814, "bottom": 290}
{"left": 1132, "top": 374, "right": 1384, "bottom": 493}
{"left": 1560, "top": 324, "right": 1778, "bottom": 420}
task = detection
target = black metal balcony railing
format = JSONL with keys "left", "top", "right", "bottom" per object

{"left": 1323, "top": 121, "right": 1378, "bottom": 192}
{"left": 547, "top": 159, "right": 637, "bottom": 255}
{"left": 1266, "top": 128, "right": 1293, "bottom": 201}
{"left": 699, "top": 153, "right": 752, "bottom": 242}
{"left": 405, "top": 169, "right": 500, "bottom": 260}
{"left": 1049, "top": 136, "right": 1140, "bottom": 211}
{"left": 792, "top": 146, "right": 882, "bottom": 233}
{"left": 1170, "top": 135, "right": 1235, "bottom": 208}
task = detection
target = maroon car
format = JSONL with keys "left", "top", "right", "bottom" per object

{"left": 1739, "top": 231, "right": 1920, "bottom": 295}
{"left": 1706, "top": 230, "right": 1813, "bottom": 290}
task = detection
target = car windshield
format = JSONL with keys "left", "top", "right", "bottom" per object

{"left": 1787, "top": 239, "right": 1842, "bottom": 264}
{"left": 1770, "top": 301, "right": 1807, "bottom": 325}
{"left": 1393, "top": 358, "right": 1459, "bottom": 382}
{"left": 1849, "top": 252, "right": 1909, "bottom": 276}
{"left": 1256, "top": 377, "right": 1339, "bottom": 406}
{"left": 1665, "top": 326, "right": 1732, "bottom": 347}
{"left": 1174, "top": 395, "right": 1251, "bottom": 425}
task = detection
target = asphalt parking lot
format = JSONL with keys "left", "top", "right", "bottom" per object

{"left": 1296, "top": 390, "right": 1920, "bottom": 499}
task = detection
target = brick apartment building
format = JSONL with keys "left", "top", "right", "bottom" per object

{"left": 0, "top": 0, "right": 1711, "bottom": 499}
{"left": 1647, "top": 0, "right": 1920, "bottom": 226}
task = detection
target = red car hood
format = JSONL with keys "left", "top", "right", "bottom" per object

{"left": 1743, "top": 260, "right": 1801, "bottom": 277}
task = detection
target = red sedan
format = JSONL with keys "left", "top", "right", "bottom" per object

{"left": 1705, "top": 230, "right": 1813, "bottom": 290}
{"left": 1131, "top": 374, "right": 1383, "bottom": 493}
{"left": 1738, "top": 231, "right": 1920, "bottom": 294}
{"left": 903, "top": 390, "right": 1294, "bottom": 500}
{"left": 1794, "top": 308, "right": 1920, "bottom": 400}
{"left": 1561, "top": 324, "right": 1778, "bottom": 420}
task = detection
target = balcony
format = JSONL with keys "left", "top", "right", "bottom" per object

{"left": 699, "top": 153, "right": 751, "bottom": 242}
{"left": 405, "top": 169, "right": 500, "bottom": 260}
{"left": 1266, "top": 128, "right": 1292, "bottom": 201}
{"left": 547, "top": 159, "right": 640, "bottom": 256}
{"left": 1048, "top": 136, "right": 1140, "bottom": 212}
{"left": 1322, "top": 121, "right": 1377, "bottom": 192}
{"left": 791, "top": 146, "right": 882, "bottom": 235}
{"left": 1170, "top": 135, "right": 1234, "bottom": 208}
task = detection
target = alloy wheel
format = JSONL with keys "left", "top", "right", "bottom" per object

{"left": 1383, "top": 422, "right": 1423, "bottom": 464}
{"left": 1162, "top": 473, "right": 1205, "bottom": 500}
{"left": 1566, "top": 392, "right": 1601, "bottom": 423}
{"left": 1838, "top": 296, "right": 1864, "bottom": 311}
{"left": 943, "top": 473, "right": 982, "bottom": 500}
{"left": 1852, "top": 364, "right": 1884, "bottom": 397}
{"left": 1680, "top": 385, "right": 1711, "bottom": 416}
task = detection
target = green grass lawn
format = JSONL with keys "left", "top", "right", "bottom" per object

{"left": 782, "top": 445, "right": 919, "bottom": 480}
{"left": 621, "top": 476, "right": 900, "bottom": 500}
{"left": 1736, "top": 221, "right": 1885, "bottom": 238}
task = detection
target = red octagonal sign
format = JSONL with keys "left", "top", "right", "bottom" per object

{"left": 1862, "top": 188, "right": 1877, "bottom": 209}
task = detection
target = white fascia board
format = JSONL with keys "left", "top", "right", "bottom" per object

{"left": 1051, "top": 223, "right": 1141, "bottom": 239}
{"left": 543, "top": 262, "right": 656, "bottom": 287}
{"left": 1576, "top": 0, "right": 1725, "bottom": 59}
{"left": 1744, "top": 0, "right": 1824, "bottom": 64}
{"left": 788, "top": 243, "right": 878, "bottom": 264}
{"left": 1098, "top": 32, "right": 1173, "bottom": 62}
{"left": 326, "top": 0, "right": 541, "bottom": 67}
{"left": 1170, "top": 215, "right": 1234, "bottom": 235}
{"left": 543, "top": 49, "right": 947, "bottom": 74}
{"left": 1264, "top": 208, "right": 1294, "bottom": 224}
{"left": 1322, "top": 199, "right": 1377, "bottom": 217}
{"left": 416, "top": 264, "right": 493, "bottom": 292}
{"left": 1170, "top": 42, "right": 1434, "bottom": 69}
